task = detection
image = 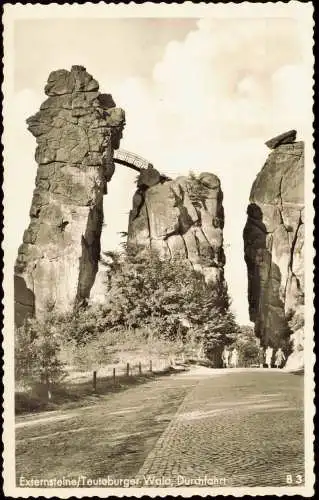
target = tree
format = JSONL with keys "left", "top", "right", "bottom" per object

{"left": 103, "top": 249, "right": 200, "bottom": 336}
{"left": 99, "top": 248, "right": 238, "bottom": 360}
{"left": 21, "top": 248, "right": 239, "bottom": 373}
{"left": 187, "top": 171, "right": 211, "bottom": 209}
{"left": 15, "top": 315, "right": 67, "bottom": 396}
{"left": 231, "top": 325, "right": 260, "bottom": 367}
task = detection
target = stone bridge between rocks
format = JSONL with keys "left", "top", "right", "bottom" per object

{"left": 113, "top": 149, "right": 154, "bottom": 172}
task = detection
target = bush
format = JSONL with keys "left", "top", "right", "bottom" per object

{"left": 97, "top": 248, "right": 238, "bottom": 350}
{"left": 187, "top": 172, "right": 211, "bottom": 209}
{"left": 59, "top": 326, "right": 200, "bottom": 371}
{"left": 15, "top": 247, "right": 241, "bottom": 383}
{"left": 231, "top": 325, "right": 260, "bottom": 367}
{"left": 15, "top": 316, "right": 67, "bottom": 390}
{"left": 59, "top": 328, "right": 146, "bottom": 370}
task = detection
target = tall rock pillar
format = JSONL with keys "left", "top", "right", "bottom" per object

{"left": 14, "top": 66, "right": 125, "bottom": 326}
{"left": 243, "top": 130, "right": 304, "bottom": 369}
{"left": 128, "top": 169, "right": 226, "bottom": 284}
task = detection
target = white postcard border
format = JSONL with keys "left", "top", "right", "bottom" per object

{"left": 2, "top": 2, "right": 315, "bottom": 497}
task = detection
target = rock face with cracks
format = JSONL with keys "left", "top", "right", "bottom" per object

{"left": 243, "top": 131, "right": 304, "bottom": 369}
{"left": 127, "top": 168, "right": 226, "bottom": 284}
{"left": 14, "top": 66, "right": 125, "bottom": 327}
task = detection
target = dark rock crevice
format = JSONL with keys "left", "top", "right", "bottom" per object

{"left": 76, "top": 204, "right": 103, "bottom": 306}
{"left": 288, "top": 213, "right": 303, "bottom": 273}
{"left": 180, "top": 234, "right": 189, "bottom": 261}
{"left": 164, "top": 238, "right": 173, "bottom": 260}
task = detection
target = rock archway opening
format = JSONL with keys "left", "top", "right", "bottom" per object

{"left": 13, "top": 68, "right": 227, "bottom": 324}
{"left": 99, "top": 150, "right": 168, "bottom": 256}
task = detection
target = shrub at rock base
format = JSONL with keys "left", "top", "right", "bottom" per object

{"left": 15, "top": 316, "right": 67, "bottom": 399}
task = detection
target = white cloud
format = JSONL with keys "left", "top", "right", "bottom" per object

{"left": 109, "top": 17, "right": 311, "bottom": 323}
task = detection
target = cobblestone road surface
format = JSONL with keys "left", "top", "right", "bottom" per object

{"left": 136, "top": 368, "right": 304, "bottom": 487}
{"left": 16, "top": 371, "right": 197, "bottom": 484}
{"left": 16, "top": 368, "right": 303, "bottom": 488}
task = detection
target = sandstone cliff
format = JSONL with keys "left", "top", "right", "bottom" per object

{"left": 127, "top": 168, "right": 225, "bottom": 284}
{"left": 243, "top": 130, "right": 304, "bottom": 369}
{"left": 14, "top": 66, "right": 125, "bottom": 326}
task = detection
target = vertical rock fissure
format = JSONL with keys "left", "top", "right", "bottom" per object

{"left": 289, "top": 213, "right": 303, "bottom": 273}
{"left": 144, "top": 198, "right": 152, "bottom": 250}
{"left": 282, "top": 212, "right": 302, "bottom": 308}
{"left": 164, "top": 238, "right": 173, "bottom": 260}
{"left": 277, "top": 176, "right": 284, "bottom": 211}
{"left": 76, "top": 204, "right": 103, "bottom": 306}
{"left": 200, "top": 224, "right": 218, "bottom": 264}
{"left": 180, "top": 234, "right": 189, "bottom": 260}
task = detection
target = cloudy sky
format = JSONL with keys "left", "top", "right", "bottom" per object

{"left": 4, "top": 3, "right": 313, "bottom": 324}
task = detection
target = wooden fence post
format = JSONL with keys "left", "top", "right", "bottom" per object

{"left": 45, "top": 373, "right": 51, "bottom": 401}
{"left": 149, "top": 360, "right": 152, "bottom": 373}
{"left": 139, "top": 362, "right": 142, "bottom": 375}
{"left": 126, "top": 362, "right": 130, "bottom": 376}
{"left": 113, "top": 367, "right": 116, "bottom": 386}
{"left": 93, "top": 371, "right": 97, "bottom": 392}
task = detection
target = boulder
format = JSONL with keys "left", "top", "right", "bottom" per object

{"left": 265, "top": 129, "right": 297, "bottom": 149}
{"left": 128, "top": 170, "right": 225, "bottom": 284}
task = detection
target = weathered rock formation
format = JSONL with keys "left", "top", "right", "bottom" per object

{"left": 243, "top": 130, "right": 304, "bottom": 368}
{"left": 127, "top": 167, "right": 226, "bottom": 283}
{"left": 14, "top": 66, "right": 125, "bottom": 326}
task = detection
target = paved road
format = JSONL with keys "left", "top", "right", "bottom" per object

{"left": 16, "top": 368, "right": 304, "bottom": 488}
{"left": 137, "top": 368, "right": 304, "bottom": 487}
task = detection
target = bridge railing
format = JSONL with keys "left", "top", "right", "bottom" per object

{"left": 113, "top": 149, "right": 152, "bottom": 170}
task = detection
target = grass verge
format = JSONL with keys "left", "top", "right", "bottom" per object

{"left": 15, "top": 365, "right": 187, "bottom": 416}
